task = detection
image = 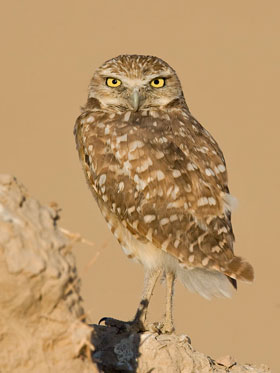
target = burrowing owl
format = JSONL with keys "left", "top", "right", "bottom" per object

{"left": 74, "top": 55, "right": 254, "bottom": 333}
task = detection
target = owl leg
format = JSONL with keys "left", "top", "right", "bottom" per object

{"left": 98, "top": 268, "right": 161, "bottom": 332}
{"left": 132, "top": 268, "right": 161, "bottom": 330}
{"left": 161, "top": 271, "right": 175, "bottom": 333}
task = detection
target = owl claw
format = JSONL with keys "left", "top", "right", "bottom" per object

{"left": 98, "top": 317, "right": 127, "bottom": 329}
{"left": 98, "top": 317, "right": 175, "bottom": 335}
{"left": 98, "top": 317, "right": 143, "bottom": 332}
{"left": 98, "top": 317, "right": 110, "bottom": 325}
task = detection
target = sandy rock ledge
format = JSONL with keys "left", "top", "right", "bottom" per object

{"left": 0, "top": 175, "right": 271, "bottom": 373}
{"left": 0, "top": 174, "right": 96, "bottom": 373}
{"left": 90, "top": 324, "right": 270, "bottom": 373}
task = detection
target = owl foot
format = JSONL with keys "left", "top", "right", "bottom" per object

{"left": 159, "top": 321, "right": 175, "bottom": 334}
{"left": 99, "top": 317, "right": 174, "bottom": 334}
{"left": 146, "top": 321, "right": 175, "bottom": 334}
{"left": 98, "top": 317, "right": 145, "bottom": 333}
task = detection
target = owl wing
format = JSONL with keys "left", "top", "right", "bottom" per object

{"left": 75, "top": 109, "right": 253, "bottom": 282}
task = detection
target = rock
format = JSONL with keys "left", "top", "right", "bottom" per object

{"left": 91, "top": 325, "right": 270, "bottom": 373}
{"left": 0, "top": 175, "right": 97, "bottom": 373}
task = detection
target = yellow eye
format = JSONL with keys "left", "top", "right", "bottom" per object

{"left": 106, "top": 77, "right": 122, "bottom": 87}
{"left": 150, "top": 78, "right": 165, "bottom": 88}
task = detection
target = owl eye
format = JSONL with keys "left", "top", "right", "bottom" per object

{"left": 106, "top": 77, "right": 122, "bottom": 87}
{"left": 150, "top": 78, "right": 165, "bottom": 88}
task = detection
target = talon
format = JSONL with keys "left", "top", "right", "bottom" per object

{"left": 97, "top": 317, "right": 132, "bottom": 331}
{"left": 98, "top": 317, "right": 109, "bottom": 325}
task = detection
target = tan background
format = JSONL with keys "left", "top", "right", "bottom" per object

{"left": 0, "top": 0, "right": 279, "bottom": 370}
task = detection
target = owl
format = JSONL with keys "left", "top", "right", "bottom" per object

{"left": 74, "top": 55, "right": 254, "bottom": 333}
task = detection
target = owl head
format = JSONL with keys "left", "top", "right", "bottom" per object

{"left": 88, "top": 55, "right": 185, "bottom": 112}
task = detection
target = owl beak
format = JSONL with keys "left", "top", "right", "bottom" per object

{"left": 130, "top": 88, "right": 140, "bottom": 111}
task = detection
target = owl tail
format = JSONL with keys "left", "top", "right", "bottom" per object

{"left": 225, "top": 256, "right": 254, "bottom": 283}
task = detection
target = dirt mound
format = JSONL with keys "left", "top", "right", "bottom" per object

{"left": 0, "top": 174, "right": 96, "bottom": 373}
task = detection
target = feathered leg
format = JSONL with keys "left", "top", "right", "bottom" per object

{"left": 161, "top": 271, "right": 175, "bottom": 333}
{"left": 133, "top": 268, "right": 161, "bottom": 330}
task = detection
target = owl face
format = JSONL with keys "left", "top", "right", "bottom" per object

{"left": 88, "top": 55, "right": 184, "bottom": 112}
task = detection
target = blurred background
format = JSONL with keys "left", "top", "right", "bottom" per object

{"left": 0, "top": 0, "right": 279, "bottom": 370}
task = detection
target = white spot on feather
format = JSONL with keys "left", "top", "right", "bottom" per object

{"left": 188, "top": 255, "right": 195, "bottom": 263}
{"left": 116, "top": 150, "right": 125, "bottom": 159}
{"left": 143, "top": 228, "right": 152, "bottom": 241}
{"left": 198, "top": 146, "right": 209, "bottom": 153}
{"left": 132, "top": 220, "right": 139, "bottom": 229}
{"left": 187, "top": 162, "right": 196, "bottom": 171}
{"left": 118, "top": 181, "right": 124, "bottom": 192}
{"left": 160, "top": 218, "right": 169, "bottom": 226}
{"left": 144, "top": 214, "right": 156, "bottom": 223}
{"left": 128, "top": 151, "right": 139, "bottom": 160}
{"left": 218, "top": 164, "right": 226, "bottom": 173}
{"left": 129, "top": 140, "right": 144, "bottom": 151}
{"left": 172, "top": 170, "right": 181, "bottom": 178}
{"left": 205, "top": 168, "right": 215, "bottom": 176}
{"left": 174, "top": 239, "right": 180, "bottom": 248}
{"left": 155, "top": 151, "right": 164, "bottom": 159}
{"left": 214, "top": 166, "right": 220, "bottom": 174}
{"left": 99, "top": 174, "right": 106, "bottom": 186}
{"left": 184, "top": 184, "right": 192, "bottom": 193}
{"left": 116, "top": 134, "right": 128, "bottom": 143}
{"left": 208, "top": 197, "right": 216, "bottom": 206}
{"left": 123, "top": 160, "right": 132, "bottom": 172}
{"left": 197, "top": 197, "right": 208, "bottom": 206}
{"left": 158, "top": 187, "right": 164, "bottom": 197}
{"left": 124, "top": 111, "right": 131, "bottom": 121}
{"left": 150, "top": 110, "right": 159, "bottom": 118}
{"left": 171, "top": 185, "right": 180, "bottom": 199}
{"left": 159, "top": 137, "right": 168, "bottom": 143}
{"left": 161, "top": 239, "right": 170, "bottom": 251}
{"left": 167, "top": 198, "right": 184, "bottom": 209}
{"left": 202, "top": 257, "right": 209, "bottom": 266}
{"left": 136, "top": 158, "right": 153, "bottom": 173}
{"left": 222, "top": 193, "right": 238, "bottom": 212}
{"left": 134, "top": 174, "right": 147, "bottom": 190}
{"left": 86, "top": 116, "right": 94, "bottom": 123}
{"left": 128, "top": 206, "right": 135, "bottom": 214}
{"left": 212, "top": 246, "right": 221, "bottom": 253}
{"left": 156, "top": 170, "right": 165, "bottom": 181}
{"left": 218, "top": 227, "right": 228, "bottom": 234}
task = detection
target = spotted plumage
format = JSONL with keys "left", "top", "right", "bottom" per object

{"left": 74, "top": 55, "right": 254, "bottom": 333}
